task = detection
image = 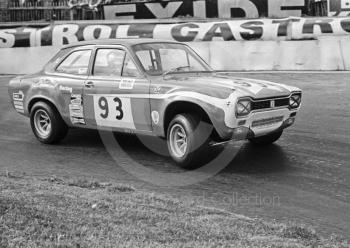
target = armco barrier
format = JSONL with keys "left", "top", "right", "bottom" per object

{"left": 191, "top": 37, "right": 348, "bottom": 71}
{"left": 0, "top": 46, "right": 59, "bottom": 74}
{"left": 1, "top": 37, "right": 349, "bottom": 74}
{"left": 339, "top": 37, "right": 350, "bottom": 70}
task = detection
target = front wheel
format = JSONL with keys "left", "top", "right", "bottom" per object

{"left": 167, "top": 113, "right": 212, "bottom": 168}
{"left": 248, "top": 130, "right": 283, "bottom": 145}
{"left": 30, "top": 102, "right": 68, "bottom": 144}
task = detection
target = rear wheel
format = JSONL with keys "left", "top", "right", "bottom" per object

{"left": 167, "top": 113, "right": 212, "bottom": 168}
{"left": 249, "top": 130, "right": 283, "bottom": 145}
{"left": 30, "top": 102, "right": 68, "bottom": 144}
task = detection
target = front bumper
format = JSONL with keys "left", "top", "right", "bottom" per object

{"left": 231, "top": 116, "right": 296, "bottom": 140}
{"left": 229, "top": 108, "right": 298, "bottom": 141}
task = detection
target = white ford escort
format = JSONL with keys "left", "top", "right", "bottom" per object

{"left": 9, "top": 39, "right": 302, "bottom": 167}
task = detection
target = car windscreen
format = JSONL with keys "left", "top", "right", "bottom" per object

{"left": 132, "top": 43, "right": 212, "bottom": 76}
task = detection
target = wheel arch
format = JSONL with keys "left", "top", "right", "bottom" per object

{"left": 163, "top": 101, "right": 220, "bottom": 140}
{"left": 28, "top": 96, "right": 69, "bottom": 144}
{"left": 28, "top": 96, "right": 61, "bottom": 117}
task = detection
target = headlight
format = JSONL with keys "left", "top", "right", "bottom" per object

{"left": 236, "top": 99, "right": 251, "bottom": 117}
{"left": 289, "top": 93, "right": 302, "bottom": 109}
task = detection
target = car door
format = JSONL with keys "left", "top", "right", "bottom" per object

{"left": 83, "top": 46, "right": 152, "bottom": 132}
{"left": 52, "top": 48, "right": 93, "bottom": 126}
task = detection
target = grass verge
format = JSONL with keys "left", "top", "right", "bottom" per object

{"left": 0, "top": 173, "right": 348, "bottom": 248}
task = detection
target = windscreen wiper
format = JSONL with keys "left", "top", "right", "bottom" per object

{"left": 162, "top": 66, "right": 191, "bottom": 76}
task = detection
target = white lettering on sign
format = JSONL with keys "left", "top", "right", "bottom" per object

{"left": 145, "top": 2, "right": 183, "bottom": 18}
{"left": 218, "top": 0, "right": 259, "bottom": 18}
{"left": 52, "top": 24, "right": 79, "bottom": 46}
{"left": 0, "top": 29, "right": 16, "bottom": 48}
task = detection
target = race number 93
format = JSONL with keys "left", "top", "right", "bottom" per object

{"left": 93, "top": 95, "right": 135, "bottom": 129}
{"left": 98, "top": 96, "right": 123, "bottom": 120}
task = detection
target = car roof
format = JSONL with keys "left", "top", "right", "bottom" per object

{"left": 62, "top": 38, "right": 181, "bottom": 49}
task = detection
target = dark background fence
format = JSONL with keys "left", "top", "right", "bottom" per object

{"left": 7, "top": 0, "right": 71, "bottom": 22}
{"left": 2, "top": 0, "right": 106, "bottom": 22}
{"left": 0, "top": 0, "right": 328, "bottom": 22}
{"left": 307, "top": 0, "right": 328, "bottom": 16}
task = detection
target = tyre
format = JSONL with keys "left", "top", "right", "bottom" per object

{"left": 30, "top": 101, "right": 68, "bottom": 144}
{"left": 167, "top": 113, "right": 212, "bottom": 168}
{"left": 249, "top": 130, "right": 283, "bottom": 145}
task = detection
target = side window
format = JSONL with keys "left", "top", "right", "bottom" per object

{"left": 93, "top": 49, "right": 125, "bottom": 77}
{"left": 122, "top": 55, "right": 141, "bottom": 78}
{"left": 135, "top": 50, "right": 158, "bottom": 73}
{"left": 56, "top": 50, "right": 91, "bottom": 75}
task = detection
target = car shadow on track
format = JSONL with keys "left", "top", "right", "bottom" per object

{"left": 222, "top": 143, "right": 291, "bottom": 174}
{"left": 61, "top": 129, "right": 105, "bottom": 148}
{"left": 61, "top": 129, "right": 291, "bottom": 174}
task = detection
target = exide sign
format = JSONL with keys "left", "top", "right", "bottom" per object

{"left": 103, "top": 0, "right": 307, "bottom": 19}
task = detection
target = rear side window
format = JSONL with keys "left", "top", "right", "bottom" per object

{"left": 44, "top": 47, "right": 74, "bottom": 72}
{"left": 56, "top": 50, "right": 92, "bottom": 75}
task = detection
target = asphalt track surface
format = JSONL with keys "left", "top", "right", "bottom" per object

{"left": 1, "top": 73, "right": 350, "bottom": 238}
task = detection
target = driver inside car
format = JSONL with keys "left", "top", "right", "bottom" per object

{"left": 106, "top": 51, "right": 124, "bottom": 76}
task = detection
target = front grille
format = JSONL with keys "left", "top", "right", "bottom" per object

{"left": 251, "top": 101, "right": 270, "bottom": 110}
{"left": 275, "top": 98, "right": 289, "bottom": 107}
{"left": 251, "top": 97, "right": 289, "bottom": 111}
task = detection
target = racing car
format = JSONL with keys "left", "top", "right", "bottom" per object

{"left": 8, "top": 39, "right": 302, "bottom": 167}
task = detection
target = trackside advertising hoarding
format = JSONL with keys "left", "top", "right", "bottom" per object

{"left": 102, "top": 0, "right": 307, "bottom": 19}
{"left": 1, "top": 17, "right": 350, "bottom": 48}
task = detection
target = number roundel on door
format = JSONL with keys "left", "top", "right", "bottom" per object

{"left": 93, "top": 95, "right": 135, "bottom": 129}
